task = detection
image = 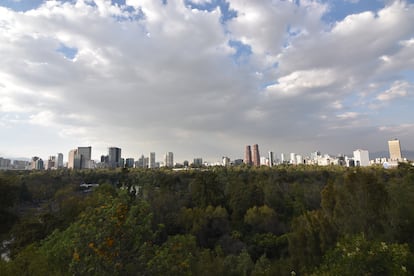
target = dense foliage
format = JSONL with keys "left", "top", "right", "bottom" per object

{"left": 1, "top": 164, "right": 414, "bottom": 275}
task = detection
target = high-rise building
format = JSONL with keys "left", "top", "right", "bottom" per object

{"left": 244, "top": 145, "right": 252, "bottom": 165}
{"left": 135, "top": 154, "right": 145, "bottom": 168}
{"left": 46, "top": 156, "right": 56, "bottom": 170}
{"left": 57, "top": 153, "right": 64, "bottom": 169}
{"left": 108, "top": 147, "right": 122, "bottom": 168}
{"left": 193, "top": 158, "right": 203, "bottom": 167}
{"left": 296, "top": 155, "right": 304, "bottom": 165}
{"left": 268, "top": 151, "right": 274, "bottom": 167}
{"left": 353, "top": 149, "right": 370, "bottom": 167}
{"left": 290, "top": 153, "right": 296, "bottom": 164}
{"left": 31, "top": 157, "right": 44, "bottom": 170}
{"left": 222, "top": 156, "right": 230, "bottom": 166}
{"left": 252, "top": 144, "right": 260, "bottom": 166}
{"left": 78, "top": 146, "right": 92, "bottom": 169}
{"left": 125, "top": 158, "right": 134, "bottom": 168}
{"left": 164, "top": 152, "right": 174, "bottom": 168}
{"left": 0, "top": 158, "right": 11, "bottom": 169}
{"left": 280, "top": 153, "right": 285, "bottom": 163}
{"left": 68, "top": 149, "right": 77, "bottom": 169}
{"left": 68, "top": 146, "right": 92, "bottom": 169}
{"left": 148, "top": 152, "right": 156, "bottom": 168}
{"left": 388, "top": 139, "right": 402, "bottom": 161}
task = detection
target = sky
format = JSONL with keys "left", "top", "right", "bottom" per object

{"left": 0, "top": 0, "right": 414, "bottom": 163}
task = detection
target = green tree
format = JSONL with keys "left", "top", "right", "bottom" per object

{"left": 244, "top": 205, "right": 278, "bottom": 234}
{"left": 147, "top": 234, "right": 198, "bottom": 276}
{"left": 312, "top": 234, "right": 414, "bottom": 276}
{"left": 39, "top": 191, "right": 155, "bottom": 275}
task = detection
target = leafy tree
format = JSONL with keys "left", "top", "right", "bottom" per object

{"left": 223, "top": 249, "right": 254, "bottom": 276}
{"left": 190, "top": 171, "right": 225, "bottom": 208}
{"left": 179, "top": 205, "right": 230, "bottom": 248}
{"left": 39, "top": 191, "right": 156, "bottom": 275}
{"left": 288, "top": 210, "right": 337, "bottom": 274}
{"left": 244, "top": 205, "right": 278, "bottom": 234}
{"left": 312, "top": 234, "right": 414, "bottom": 276}
{"left": 147, "top": 234, "right": 198, "bottom": 276}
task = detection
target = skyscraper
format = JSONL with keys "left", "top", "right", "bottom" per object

{"left": 193, "top": 158, "right": 203, "bottom": 167}
{"left": 244, "top": 145, "right": 252, "bottom": 166}
{"left": 108, "top": 147, "right": 122, "bottom": 168}
{"left": 148, "top": 152, "right": 156, "bottom": 168}
{"left": 46, "top": 156, "right": 56, "bottom": 170}
{"left": 388, "top": 139, "right": 402, "bottom": 161}
{"left": 268, "top": 151, "right": 274, "bottom": 167}
{"left": 78, "top": 146, "right": 92, "bottom": 169}
{"left": 68, "top": 149, "right": 78, "bottom": 169}
{"left": 164, "top": 152, "right": 174, "bottom": 168}
{"left": 57, "top": 153, "right": 64, "bottom": 169}
{"left": 353, "top": 149, "right": 370, "bottom": 166}
{"left": 68, "top": 147, "right": 92, "bottom": 169}
{"left": 125, "top": 158, "right": 134, "bottom": 168}
{"left": 252, "top": 144, "right": 260, "bottom": 166}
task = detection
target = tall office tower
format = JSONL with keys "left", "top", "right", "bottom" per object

{"left": 68, "top": 149, "right": 77, "bottom": 169}
{"left": 296, "top": 155, "right": 304, "bottom": 165}
{"left": 244, "top": 145, "right": 252, "bottom": 165}
{"left": 136, "top": 154, "right": 145, "bottom": 168}
{"left": 57, "top": 153, "right": 64, "bottom": 169}
{"left": 388, "top": 139, "right": 402, "bottom": 161}
{"left": 148, "top": 152, "right": 156, "bottom": 168}
{"left": 125, "top": 158, "right": 134, "bottom": 168}
{"left": 280, "top": 153, "right": 285, "bottom": 163}
{"left": 0, "top": 158, "right": 11, "bottom": 169}
{"left": 268, "top": 151, "right": 274, "bottom": 167}
{"left": 108, "top": 147, "right": 122, "bottom": 168}
{"left": 30, "top": 157, "right": 44, "bottom": 170}
{"left": 290, "top": 153, "right": 296, "bottom": 164}
{"left": 46, "top": 156, "right": 56, "bottom": 170}
{"left": 353, "top": 149, "right": 370, "bottom": 167}
{"left": 78, "top": 146, "right": 92, "bottom": 169}
{"left": 252, "top": 144, "right": 260, "bottom": 166}
{"left": 68, "top": 147, "right": 91, "bottom": 169}
{"left": 193, "top": 158, "right": 203, "bottom": 167}
{"left": 31, "top": 156, "right": 39, "bottom": 170}
{"left": 34, "top": 158, "right": 44, "bottom": 170}
{"left": 164, "top": 152, "right": 174, "bottom": 168}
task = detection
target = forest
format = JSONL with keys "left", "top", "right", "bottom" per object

{"left": 1, "top": 163, "right": 414, "bottom": 275}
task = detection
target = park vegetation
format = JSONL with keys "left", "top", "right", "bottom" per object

{"left": 1, "top": 163, "right": 414, "bottom": 275}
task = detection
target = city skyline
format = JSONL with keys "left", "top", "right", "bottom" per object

{"left": 1, "top": 1, "right": 414, "bottom": 161}
{"left": 1, "top": 137, "right": 409, "bottom": 165}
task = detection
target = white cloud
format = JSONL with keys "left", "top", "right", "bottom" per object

{"left": 336, "top": 112, "right": 359, "bottom": 120}
{"left": 266, "top": 68, "right": 337, "bottom": 97}
{"left": 377, "top": 81, "right": 410, "bottom": 102}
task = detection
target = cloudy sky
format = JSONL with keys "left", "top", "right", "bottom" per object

{"left": 1, "top": 0, "right": 413, "bottom": 162}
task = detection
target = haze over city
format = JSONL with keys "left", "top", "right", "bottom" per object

{"left": 1, "top": 0, "right": 413, "bottom": 161}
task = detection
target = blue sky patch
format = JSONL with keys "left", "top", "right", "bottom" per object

{"left": 322, "top": 0, "right": 385, "bottom": 23}
{"left": 1, "top": 0, "right": 43, "bottom": 12}
{"left": 57, "top": 44, "right": 78, "bottom": 60}
{"left": 185, "top": 0, "right": 237, "bottom": 23}
{"left": 228, "top": 40, "right": 252, "bottom": 64}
